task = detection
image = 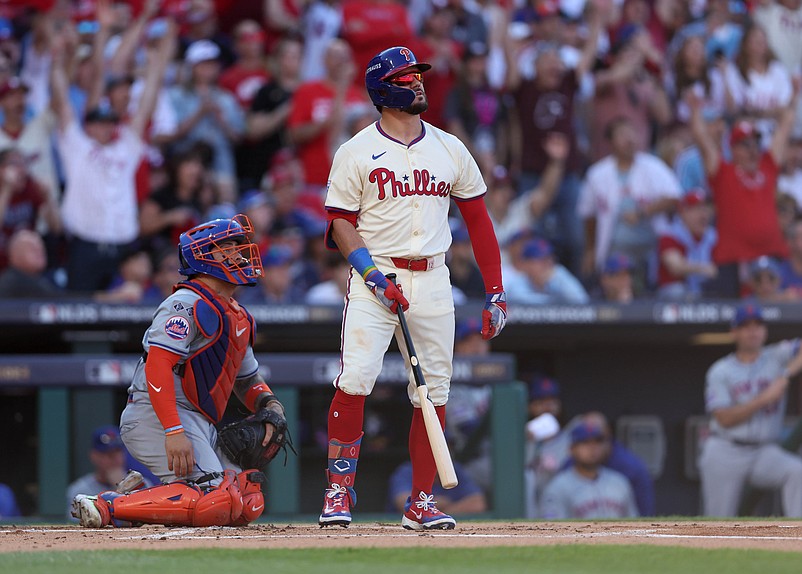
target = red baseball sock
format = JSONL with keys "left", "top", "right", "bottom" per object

{"left": 409, "top": 405, "right": 446, "bottom": 498}
{"left": 328, "top": 389, "right": 366, "bottom": 443}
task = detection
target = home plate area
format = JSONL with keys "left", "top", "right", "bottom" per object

{"left": 2, "top": 522, "right": 802, "bottom": 552}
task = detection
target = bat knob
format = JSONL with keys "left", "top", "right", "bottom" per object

{"left": 386, "top": 272, "right": 397, "bottom": 284}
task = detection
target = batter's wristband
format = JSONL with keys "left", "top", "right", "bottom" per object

{"left": 348, "top": 248, "right": 386, "bottom": 286}
{"left": 164, "top": 425, "right": 184, "bottom": 436}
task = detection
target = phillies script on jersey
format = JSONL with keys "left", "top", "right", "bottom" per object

{"left": 368, "top": 168, "right": 451, "bottom": 199}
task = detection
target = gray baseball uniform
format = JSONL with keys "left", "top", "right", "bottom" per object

{"left": 540, "top": 466, "right": 638, "bottom": 519}
{"left": 699, "top": 339, "right": 802, "bottom": 516}
{"left": 119, "top": 288, "right": 259, "bottom": 484}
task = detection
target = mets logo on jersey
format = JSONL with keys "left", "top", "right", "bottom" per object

{"left": 164, "top": 316, "right": 190, "bottom": 340}
{"left": 368, "top": 168, "right": 451, "bottom": 200}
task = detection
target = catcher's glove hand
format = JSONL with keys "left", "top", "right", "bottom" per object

{"left": 218, "top": 408, "right": 296, "bottom": 470}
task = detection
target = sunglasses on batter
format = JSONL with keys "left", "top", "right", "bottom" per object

{"left": 388, "top": 72, "right": 423, "bottom": 85}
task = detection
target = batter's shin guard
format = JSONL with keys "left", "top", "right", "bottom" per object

{"left": 100, "top": 470, "right": 245, "bottom": 526}
{"left": 326, "top": 433, "right": 362, "bottom": 499}
{"left": 229, "top": 470, "right": 266, "bottom": 526}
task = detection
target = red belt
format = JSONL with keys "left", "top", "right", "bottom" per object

{"left": 391, "top": 257, "right": 432, "bottom": 271}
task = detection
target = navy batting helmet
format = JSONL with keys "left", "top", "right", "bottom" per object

{"left": 178, "top": 214, "right": 263, "bottom": 286}
{"left": 365, "top": 46, "right": 431, "bottom": 109}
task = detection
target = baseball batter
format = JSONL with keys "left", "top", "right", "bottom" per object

{"left": 71, "top": 215, "right": 289, "bottom": 528}
{"left": 318, "top": 46, "right": 506, "bottom": 530}
{"left": 699, "top": 303, "right": 802, "bottom": 517}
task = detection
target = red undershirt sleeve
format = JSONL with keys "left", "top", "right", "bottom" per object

{"left": 243, "top": 381, "right": 274, "bottom": 412}
{"left": 456, "top": 196, "right": 504, "bottom": 293}
{"left": 144, "top": 347, "right": 184, "bottom": 433}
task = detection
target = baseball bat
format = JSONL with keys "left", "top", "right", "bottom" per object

{"left": 387, "top": 273, "right": 458, "bottom": 489}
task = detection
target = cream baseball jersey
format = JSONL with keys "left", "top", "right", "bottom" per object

{"left": 325, "top": 120, "right": 486, "bottom": 257}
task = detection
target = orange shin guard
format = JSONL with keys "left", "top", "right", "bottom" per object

{"left": 229, "top": 470, "right": 266, "bottom": 526}
{"left": 104, "top": 470, "right": 246, "bottom": 526}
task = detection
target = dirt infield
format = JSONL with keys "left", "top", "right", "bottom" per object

{"left": 2, "top": 521, "right": 802, "bottom": 553}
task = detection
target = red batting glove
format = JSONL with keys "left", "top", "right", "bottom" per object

{"left": 482, "top": 291, "right": 507, "bottom": 340}
{"left": 365, "top": 271, "right": 410, "bottom": 313}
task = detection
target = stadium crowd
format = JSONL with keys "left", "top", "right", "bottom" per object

{"left": 0, "top": 0, "right": 802, "bottom": 304}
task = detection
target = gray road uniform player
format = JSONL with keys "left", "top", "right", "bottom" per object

{"left": 699, "top": 304, "right": 802, "bottom": 517}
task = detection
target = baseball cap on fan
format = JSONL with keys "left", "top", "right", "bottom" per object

{"left": 730, "top": 120, "right": 760, "bottom": 147}
{"left": 92, "top": 425, "right": 124, "bottom": 453}
{"left": 185, "top": 40, "right": 221, "bottom": 66}
{"left": 529, "top": 375, "right": 560, "bottom": 401}
{"left": 0, "top": 77, "right": 27, "bottom": 99}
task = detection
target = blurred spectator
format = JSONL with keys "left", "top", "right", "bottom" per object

{"left": 595, "top": 252, "right": 636, "bottom": 303}
{"left": 287, "top": 38, "right": 373, "bottom": 192}
{"left": 689, "top": 91, "right": 797, "bottom": 297}
{"left": 138, "top": 146, "right": 207, "bottom": 252}
{"left": 505, "top": 237, "right": 589, "bottom": 304}
{"left": 777, "top": 191, "right": 799, "bottom": 238}
{"left": 340, "top": 0, "right": 415, "bottom": 80}
{"left": 540, "top": 417, "right": 638, "bottom": 519}
{"left": 169, "top": 39, "right": 245, "bottom": 200}
{"left": 238, "top": 188, "right": 275, "bottom": 254}
{"left": 578, "top": 116, "right": 681, "bottom": 283}
{"left": 489, "top": 133, "right": 569, "bottom": 248}
{"left": 722, "top": 22, "right": 793, "bottom": 145}
{"left": 447, "top": 222, "right": 485, "bottom": 299}
{"left": 778, "top": 135, "right": 802, "bottom": 209}
{"left": 0, "top": 77, "right": 59, "bottom": 201}
{"left": 589, "top": 22, "right": 673, "bottom": 163}
{"left": 656, "top": 188, "right": 718, "bottom": 301}
{"left": 779, "top": 216, "right": 802, "bottom": 297}
{"left": 299, "top": 0, "right": 343, "bottom": 82}
{"left": 563, "top": 411, "right": 655, "bottom": 517}
{"left": 0, "top": 483, "right": 20, "bottom": 519}
{"left": 93, "top": 249, "right": 158, "bottom": 304}
{"left": 219, "top": 20, "right": 269, "bottom": 111}
{"left": 444, "top": 41, "right": 507, "bottom": 178}
{"left": 20, "top": 9, "right": 55, "bottom": 116}
{"left": 669, "top": 0, "right": 743, "bottom": 63}
{"left": 304, "top": 251, "right": 350, "bottom": 305}
{"left": 237, "top": 244, "right": 305, "bottom": 304}
{"left": 177, "top": 0, "right": 235, "bottom": 66}
{"left": 754, "top": 0, "right": 802, "bottom": 77}
{"left": 0, "top": 148, "right": 60, "bottom": 270}
{"left": 149, "top": 247, "right": 183, "bottom": 303}
{"left": 673, "top": 110, "right": 728, "bottom": 193}
{"left": 240, "top": 36, "right": 303, "bottom": 190}
{"left": 51, "top": 21, "right": 169, "bottom": 292}
{"left": 746, "top": 255, "right": 791, "bottom": 303}
{"left": 506, "top": 7, "right": 601, "bottom": 271}
{"left": 412, "top": 4, "right": 462, "bottom": 130}
{"left": 0, "top": 229, "right": 56, "bottom": 298}
{"left": 386, "top": 460, "right": 487, "bottom": 516}
{"left": 666, "top": 34, "right": 730, "bottom": 124}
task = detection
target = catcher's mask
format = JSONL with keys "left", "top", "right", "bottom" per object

{"left": 178, "top": 214, "right": 263, "bottom": 286}
{"left": 365, "top": 46, "right": 431, "bottom": 110}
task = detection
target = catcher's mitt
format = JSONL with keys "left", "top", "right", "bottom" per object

{"left": 218, "top": 408, "right": 295, "bottom": 470}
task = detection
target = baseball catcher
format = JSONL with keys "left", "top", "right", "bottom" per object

{"left": 71, "top": 214, "right": 291, "bottom": 528}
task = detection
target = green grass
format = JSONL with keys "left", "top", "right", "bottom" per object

{"left": 0, "top": 546, "right": 799, "bottom": 574}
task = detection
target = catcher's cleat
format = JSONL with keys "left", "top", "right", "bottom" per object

{"left": 318, "top": 483, "right": 354, "bottom": 527}
{"left": 115, "top": 470, "right": 145, "bottom": 494}
{"left": 71, "top": 494, "right": 110, "bottom": 528}
{"left": 401, "top": 492, "right": 456, "bottom": 530}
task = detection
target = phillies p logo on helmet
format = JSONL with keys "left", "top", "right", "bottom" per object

{"left": 365, "top": 46, "right": 431, "bottom": 110}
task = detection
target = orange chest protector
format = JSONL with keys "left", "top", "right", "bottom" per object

{"left": 177, "top": 280, "right": 255, "bottom": 423}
